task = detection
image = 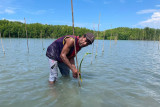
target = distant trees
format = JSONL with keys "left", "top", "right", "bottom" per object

{"left": 0, "top": 20, "right": 160, "bottom": 40}
{"left": 99, "top": 27, "right": 160, "bottom": 40}
{"left": 0, "top": 20, "right": 93, "bottom": 39}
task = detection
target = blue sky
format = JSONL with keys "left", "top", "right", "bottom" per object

{"left": 0, "top": 0, "right": 160, "bottom": 31}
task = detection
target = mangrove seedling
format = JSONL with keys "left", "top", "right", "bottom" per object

{"left": 79, "top": 52, "right": 91, "bottom": 82}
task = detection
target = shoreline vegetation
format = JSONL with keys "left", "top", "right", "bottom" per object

{"left": 0, "top": 19, "right": 160, "bottom": 40}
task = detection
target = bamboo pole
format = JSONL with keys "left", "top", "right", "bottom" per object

{"left": 158, "top": 36, "right": 160, "bottom": 50}
{"left": 159, "top": 36, "right": 160, "bottom": 50}
{"left": 24, "top": 18, "right": 29, "bottom": 53}
{"left": 143, "top": 30, "right": 144, "bottom": 40}
{"left": 110, "top": 25, "right": 112, "bottom": 48}
{"left": 18, "top": 31, "right": 20, "bottom": 44}
{"left": 71, "top": 0, "right": 81, "bottom": 87}
{"left": 114, "top": 33, "right": 118, "bottom": 44}
{"left": 9, "top": 31, "right": 11, "bottom": 44}
{"left": 40, "top": 30, "right": 44, "bottom": 50}
{"left": 8, "top": 21, "right": 11, "bottom": 43}
{"left": 91, "top": 42, "right": 94, "bottom": 64}
{"left": 18, "top": 31, "right": 19, "bottom": 39}
{"left": 96, "top": 13, "right": 100, "bottom": 57}
{"left": 0, "top": 32, "right": 5, "bottom": 56}
{"left": 91, "top": 24, "right": 95, "bottom": 64}
{"left": 154, "top": 29, "right": 156, "bottom": 43}
{"left": 102, "top": 31, "right": 105, "bottom": 52}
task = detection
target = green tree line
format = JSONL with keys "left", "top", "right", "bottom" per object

{"left": 0, "top": 20, "right": 93, "bottom": 38}
{"left": 101, "top": 27, "right": 160, "bottom": 40}
{"left": 0, "top": 20, "right": 160, "bottom": 40}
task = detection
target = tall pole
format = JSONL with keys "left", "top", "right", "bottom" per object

{"left": 91, "top": 24, "right": 95, "bottom": 64}
{"left": 71, "top": 0, "right": 81, "bottom": 87}
{"left": 96, "top": 13, "right": 100, "bottom": 57}
{"left": 110, "top": 25, "right": 112, "bottom": 48}
{"left": 102, "top": 31, "right": 105, "bottom": 52}
{"left": 0, "top": 32, "right": 5, "bottom": 56}
{"left": 24, "top": 18, "right": 29, "bottom": 53}
{"left": 40, "top": 30, "right": 44, "bottom": 50}
{"left": 71, "top": 0, "right": 75, "bottom": 35}
{"left": 158, "top": 40, "right": 159, "bottom": 50}
{"left": 9, "top": 31, "right": 11, "bottom": 44}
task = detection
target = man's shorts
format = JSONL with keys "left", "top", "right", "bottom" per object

{"left": 48, "top": 58, "right": 70, "bottom": 82}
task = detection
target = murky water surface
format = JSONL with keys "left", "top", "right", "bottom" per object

{"left": 0, "top": 38, "right": 160, "bottom": 107}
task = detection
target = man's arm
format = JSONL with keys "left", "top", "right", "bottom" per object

{"left": 60, "top": 38, "right": 78, "bottom": 78}
{"left": 69, "top": 57, "right": 76, "bottom": 70}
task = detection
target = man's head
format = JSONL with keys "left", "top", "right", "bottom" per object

{"left": 78, "top": 33, "right": 95, "bottom": 47}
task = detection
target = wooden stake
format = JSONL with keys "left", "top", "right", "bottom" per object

{"left": 71, "top": 0, "right": 81, "bottom": 87}
{"left": 114, "top": 33, "right": 118, "bottom": 44}
{"left": 0, "top": 32, "right": 5, "bottom": 56}
{"left": 18, "top": 31, "right": 19, "bottom": 38}
{"left": 40, "top": 30, "right": 44, "bottom": 50}
{"left": 158, "top": 36, "right": 160, "bottom": 50}
{"left": 24, "top": 18, "right": 29, "bottom": 53}
{"left": 96, "top": 13, "right": 100, "bottom": 57}
{"left": 91, "top": 24, "right": 95, "bottom": 64}
{"left": 9, "top": 31, "right": 11, "bottom": 44}
{"left": 110, "top": 25, "right": 112, "bottom": 48}
{"left": 102, "top": 31, "right": 105, "bottom": 52}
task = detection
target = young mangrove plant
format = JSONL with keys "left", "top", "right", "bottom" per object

{"left": 79, "top": 52, "right": 91, "bottom": 83}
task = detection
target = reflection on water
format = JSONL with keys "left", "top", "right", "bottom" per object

{"left": 0, "top": 39, "right": 160, "bottom": 107}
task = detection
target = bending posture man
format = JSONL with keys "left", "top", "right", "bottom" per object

{"left": 46, "top": 33, "right": 95, "bottom": 84}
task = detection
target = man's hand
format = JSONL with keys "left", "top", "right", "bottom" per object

{"left": 72, "top": 68, "right": 80, "bottom": 78}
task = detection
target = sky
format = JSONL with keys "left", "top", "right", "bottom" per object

{"left": 0, "top": 0, "right": 160, "bottom": 31}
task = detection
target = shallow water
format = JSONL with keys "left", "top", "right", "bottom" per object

{"left": 0, "top": 38, "right": 160, "bottom": 107}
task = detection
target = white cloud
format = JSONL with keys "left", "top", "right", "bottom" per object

{"left": 136, "top": 9, "right": 157, "bottom": 14}
{"left": 5, "top": 8, "right": 15, "bottom": 14}
{"left": 2, "top": 18, "right": 24, "bottom": 23}
{"left": 25, "top": 10, "right": 46, "bottom": 15}
{"left": 156, "top": 5, "right": 160, "bottom": 7}
{"left": 0, "top": 7, "right": 16, "bottom": 14}
{"left": 138, "top": 12, "right": 160, "bottom": 28}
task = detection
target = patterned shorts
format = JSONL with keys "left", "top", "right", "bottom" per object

{"left": 48, "top": 58, "right": 70, "bottom": 82}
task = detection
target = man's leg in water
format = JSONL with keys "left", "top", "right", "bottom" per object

{"left": 58, "top": 62, "right": 70, "bottom": 76}
{"left": 48, "top": 59, "right": 58, "bottom": 84}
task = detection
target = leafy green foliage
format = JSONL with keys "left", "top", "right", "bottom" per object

{"left": 0, "top": 20, "right": 160, "bottom": 40}
{"left": 0, "top": 20, "right": 93, "bottom": 38}
{"left": 100, "top": 27, "right": 160, "bottom": 40}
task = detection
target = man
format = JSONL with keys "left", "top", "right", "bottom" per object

{"left": 46, "top": 33, "right": 95, "bottom": 84}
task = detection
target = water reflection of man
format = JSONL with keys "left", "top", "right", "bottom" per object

{"left": 46, "top": 33, "right": 95, "bottom": 84}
